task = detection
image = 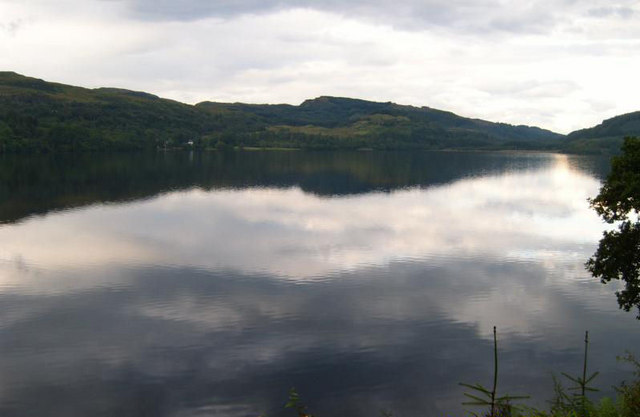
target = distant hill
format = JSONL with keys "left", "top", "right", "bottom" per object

{"left": 0, "top": 71, "right": 224, "bottom": 152}
{"left": 195, "top": 96, "right": 564, "bottom": 151}
{"left": 565, "top": 111, "right": 640, "bottom": 154}
{"left": 0, "top": 71, "right": 577, "bottom": 152}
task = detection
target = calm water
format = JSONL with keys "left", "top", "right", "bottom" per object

{"left": 0, "top": 151, "right": 637, "bottom": 417}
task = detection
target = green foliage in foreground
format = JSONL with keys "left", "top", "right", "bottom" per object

{"left": 460, "top": 327, "right": 529, "bottom": 416}
{"left": 521, "top": 351, "right": 640, "bottom": 417}
{"left": 587, "top": 137, "right": 640, "bottom": 317}
{"left": 458, "top": 329, "right": 640, "bottom": 417}
{"left": 459, "top": 329, "right": 604, "bottom": 417}
{"left": 282, "top": 330, "right": 640, "bottom": 417}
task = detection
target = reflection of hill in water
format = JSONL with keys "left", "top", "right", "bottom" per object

{"left": 0, "top": 150, "right": 610, "bottom": 224}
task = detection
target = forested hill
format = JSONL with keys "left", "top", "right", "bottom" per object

{"left": 565, "top": 111, "right": 640, "bottom": 154}
{"left": 0, "top": 72, "right": 220, "bottom": 152}
{"left": 0, "top": 71, "right": 566, "bottom": 152}
{"left": 196, "top": 97, "right": 563, "bottom": 149}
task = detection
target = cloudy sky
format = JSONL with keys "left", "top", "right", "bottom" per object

{"left": 1, "top": 0, "right": 639, "bottom": 133}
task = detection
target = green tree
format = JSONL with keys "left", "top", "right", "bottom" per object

{"left": 586, "top": 137, "right": 640, "bottom": 317}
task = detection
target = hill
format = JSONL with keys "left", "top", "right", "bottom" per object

{"left": 196, "top": 96, "right": 564, "bottom": 150}
{"left": 0, "top": 71, "right": 566, "bottom": 152}
{"left": 0, "top": 71, "right": 225, "bottom": 152}
{"left": 565, "top": 111, "right": 640, "bottom": 154}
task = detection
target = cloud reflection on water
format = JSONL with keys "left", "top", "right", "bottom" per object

{"left": 0, "top": 153, "right": 637, "bottom": 417}
{"left": 0, "top": 155, "right": 604, "bottom": 284}
{"left": 0, "top": 259, "right": 635, "bottom": 417}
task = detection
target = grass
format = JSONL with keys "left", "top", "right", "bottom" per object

{"left": 459, "top": 329, "right": 638, "bottom": 417}
{"left": 282, "top": 329, "right": 640, "bottom": 417}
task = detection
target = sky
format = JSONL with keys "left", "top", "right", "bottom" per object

{"left": 1, "top": 0, "right": 639, "bottom": 133}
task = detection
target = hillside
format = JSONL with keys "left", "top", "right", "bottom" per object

{"left": 565, "top": 111, "right": 640, "bottom": 154}
{"left": 0, "top": 72, "right": 566, "bottom": 152}
{"left": 0, "top": 72, "right": 227, "bottom": 152}
{"left": 196, "top": 96, "right": 564, "bottom": 150}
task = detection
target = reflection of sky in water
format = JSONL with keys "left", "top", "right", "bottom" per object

{"left": 0, "top": 153, "right": 637, "bottom": 417}
{"left": 0, "top": 155, "right": 603, "bottom": 280}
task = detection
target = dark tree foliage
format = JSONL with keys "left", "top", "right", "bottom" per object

{"left": 586, "top": 137, "right": 640, "bottom": 317}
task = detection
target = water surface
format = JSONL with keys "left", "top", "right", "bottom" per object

{"left": 0, "top": 151, "right": 636, "bottom": 417}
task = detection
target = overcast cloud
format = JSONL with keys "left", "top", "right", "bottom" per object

{"left": 1, "top": 0, "right": 639, "bottom": 133}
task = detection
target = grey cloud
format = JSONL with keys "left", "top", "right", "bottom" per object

{"left": 117, "top": 0, "right": 639, "bottom": 34}
{"left": 482, "top": 80, "right": 581, "bottom": 99}
{"left": 487, "top": 12, "right": 558, "bottom": 34}
{"left": 587, "top": 6, "right": 635, "bottom": 18}
{"left": 0, "top": 19, "right": 25, "bottom": 36}
{"left": 116, "top": 0, "right": 552, "bottom": 33}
